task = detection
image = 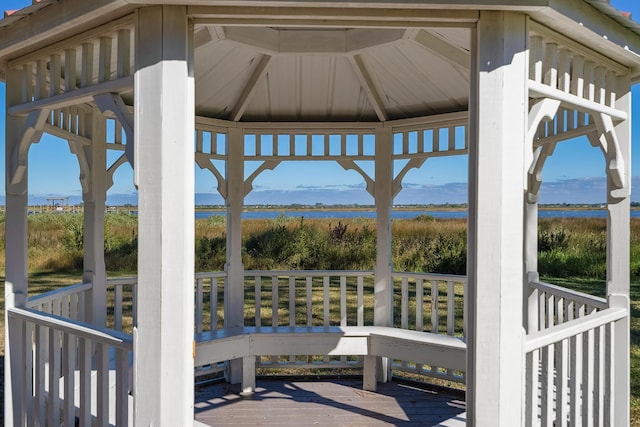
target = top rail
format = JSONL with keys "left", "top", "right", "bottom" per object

{"left": 246, "top": 270, "right": 374, "bottom": 277}
{"left": 8, "top": 306, "right": 133, "bottom": 350}
{"left": 392, "top": 272, "right": 467, "bottom": 283}
{"left": 107, "top": 276, "right": 138, "bottom": 286}
{"left": 524, "top": 307, "right": 626, "bottom": 353}
{"left": 26, "top": 282, "right": 92, "bottom": 307}
{"left": 529, "top": 280, "right": 607, "bottom": 310}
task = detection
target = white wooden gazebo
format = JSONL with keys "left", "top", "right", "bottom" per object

{"left": 2, "top": 1, "right": 638, "bottom": 426}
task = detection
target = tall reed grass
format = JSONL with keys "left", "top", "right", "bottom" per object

{"left": 2, "top": 212, "right": 639, "bottom": 282}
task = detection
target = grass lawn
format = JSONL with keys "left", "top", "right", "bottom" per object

{"left": 1, "top": 273, "right": 638, "bottom": 424}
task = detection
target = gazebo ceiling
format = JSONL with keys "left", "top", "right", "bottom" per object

{"left": 193, "top": 25, "right": 470, "bottom": 122}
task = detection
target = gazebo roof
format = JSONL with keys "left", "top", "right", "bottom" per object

{"left": 2, "top": 1, "right": 640, "bottom": 123}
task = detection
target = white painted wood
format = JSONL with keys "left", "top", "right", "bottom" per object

{"left": 225, "top": 126, "right": 245, "bottom": 383}
{"left": 467, "top": 11, "right": 527, "bottom": 425}
{"left": 231, "top": 54, "right": 272, "bottom": 121}
{"left": 133, "top": 6, "right": 195, "bottom": 426}
{"left": 195, "top": 325, "right": 465, "bottom": 392}
{"left": 4, "top": 67, "right": 29, "bottom": 427}
{"left": 348, "top": 55, "right": 388, "bottom": 121}
{"left": 374, "top": 127, "right": 393, "bottom": 382}
{"left": 607, "top": 74, "right": 631, "bottom": 427}
{"left": 9, "top": 75, "right": 134, "bottom": 116}
{"left": 523, "top": 308, "right": 626, "bottom": 352}
{"left": 83, "top": 108, "right": 107, "bottom": 328}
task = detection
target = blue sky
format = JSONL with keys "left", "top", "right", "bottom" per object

{"left": 2, "top": 0, "right": 640, "bottom": 206}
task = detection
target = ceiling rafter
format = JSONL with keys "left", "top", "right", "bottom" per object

{"left": 348, "top": 54, "right": 388, "bottom": 122}
{"left": 407, "top": 29, "right": 469, "bottom": 71}
{"left": 231, "top": 54, "right": 273, "bottom": 121}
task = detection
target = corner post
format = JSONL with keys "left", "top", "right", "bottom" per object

{"left": 225, "top": 126, "right": 246, "bottom": 386}
{"left": 134, "top": 6, "right": 195, "bottom": 425}
{"left": 83, "top": 108, "right": 107, "bottom": 327}
{"left": 374, "top": 126, "right": 393, "bottom": 383}
{"left": 4, "top": 67, "right": 29, "bottom": 427}
{"left": 607, "top": 74, "right": 631, "bottom": 426}
{"left": 468, "top": 11, "right": 527, "bottom": 425}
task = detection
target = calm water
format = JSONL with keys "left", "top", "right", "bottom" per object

{"left": 194, "top": 209, "right": 640, "bottom": 220}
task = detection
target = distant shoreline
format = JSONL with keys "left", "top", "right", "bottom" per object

{"left": 10, "top": 204, "right": 640, "bottom": 213}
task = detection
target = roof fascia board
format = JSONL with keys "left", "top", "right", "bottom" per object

{"left": 128, "top": 0, "right": 549, "bottom": 8}
{"left": 0, "top": 0, "right": 131, "bottom": 61}
{"left": 188, "top": 5, "right": 481, "bottom": 26}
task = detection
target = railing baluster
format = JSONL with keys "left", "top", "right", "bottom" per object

{"left": 35, "top": 324, "right": 46, "bottom": 425}
{"left": 604, "top": 323, "right": 613, "bottom": 425}
{"left": 116, "top": 348, "right": 130, "bottom": 427}
{"left": 271, "top": 275, "right": 279, "bottom": 327}
{"left": 340, "top": 275, "right": 347, "bottom": 327}
{"left": 447, "top": 280, "right": 455, "bottom": 336}
{"left": 416, "top": 278, "right": 424, "bottom": 331}
{"left": 211, "top": 278, "right": 219, "bottom": 331}
{"left": 594, "top": 324, "right": 605, "bottom": 426}
{"left": 289, "top": 276, "right": 296, "bottom": 327}
{"left": 96, "top": 343, "right": 109, "bottom": 427}
{"left": 196, "top": 278, "right": 204, "bottom": 334}
{"left": 79, "top": 337, "right": 92, "bottom": 426}
{"left": 525, "top": 349, "right": 540, "bottom": 427}
{"left": 255, "top": 276, "right": 262, "bottom": 327}
{"left": 306, "top": 276, "right": 313, "bottom": 327}
{"left": 115, "top": 284, "right": 123, "bottom": 331}
{"left": 357, "top": 276, "right": 364, "bottom": 327}
{"left": 323, "top": 276, "right": 330, "bottom": 327}
{"left": 63, "top": 333, "right": 76, "bottom": 427}
{"left": 430, "top": 280, "right": 439, "bottom": 333}
{"left": 401, "top": 277, "right": 408, "bottom": 330}
{"left": 48, "top": 328, "right": 61, "bottom": 426}
{"left": 25, "top": 321, "right": 34, "bottom": 427}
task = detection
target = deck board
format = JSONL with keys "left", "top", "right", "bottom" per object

{"left": 195, "top": 379, "right": 466, "bottom": 426}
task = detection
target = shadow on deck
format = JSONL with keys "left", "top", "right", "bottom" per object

{"left": 194, "top": 378, "right": 466, "bottom": 426}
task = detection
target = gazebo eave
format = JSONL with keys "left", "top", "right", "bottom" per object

{"left": 2, "top": 1, "right": 640, "bottom": 83}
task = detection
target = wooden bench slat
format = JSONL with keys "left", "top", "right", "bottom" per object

{"left": 194, "top": 326, "right": 467, "bottom": 392}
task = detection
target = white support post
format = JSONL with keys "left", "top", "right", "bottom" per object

{"left": 5, "top": 67, "right": 29, "bottom": 427}
{"left": 374, "top": 127, "right": 393, "bottom": 384}
{"left": 607, "top": 75, "right": 631, "bottom": 427}
{"left": 134, "top": 6, "right": 195, "bottom": 426}
{"left": 82, "top": 108, "right": 107, "bottom": 327}
{"left": 467, "top": 11, "right": 527, "bottom": 425}
{"left": 225, "top": 127, "right": 245, "bottom": 385}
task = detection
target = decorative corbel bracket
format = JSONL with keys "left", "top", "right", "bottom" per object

{"left": 195, "top": 153, "right": 227, "bottom": 200}
{"left": 94, "top": 93, "right": 134, "bottom": 168}
{"left": 526, "top": 98, "right": 561, "bottom": 203}
{"left": 588, "top": 113, "right": 628, "bottom": 199}
{"left": 67, "top": 139, "right": 91, "bottom": 197}
{"left": 392, "top": 158, "right": 427, "bottom": 198}
{"left": 337, "top": 159, "right": 375, "bottom": 197}
{"left": 107, "top": 153, "right": 129, "bottom": 191}
{"left": 10, "top": 109, "right": 49, "bottom": 185}
{"left": 244, "top": 160, "right": 281, "bottom": 198}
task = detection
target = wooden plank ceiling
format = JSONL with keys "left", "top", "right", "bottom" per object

{"left": 194, "top": 25, "right": 470, "bottom": 122}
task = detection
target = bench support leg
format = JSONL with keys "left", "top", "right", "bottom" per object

{"left": 241, "top": 356, "right": 256, "bottom": 395}
{"left": 363, "top": 355, "right": 377, "bottom": 391}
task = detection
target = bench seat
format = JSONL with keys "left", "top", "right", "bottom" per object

{"left": 194, "top": 326, "right": 466, "bottom": 394}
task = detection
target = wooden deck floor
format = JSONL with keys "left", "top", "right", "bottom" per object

{"left": 194, "top": 378, "right": 466, "bottom": 426}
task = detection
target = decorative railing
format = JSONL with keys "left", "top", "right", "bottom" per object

{"left": 524, "top": 307, "right": 625, "bottom": 426}
{"left": 107, "top": 277, "right": 138, "bottom": 333}
{"left": 525, "top": 279, "right": 620, "bottom": 426}
{"left": 7, "top": 306, "right": 133, "bottom": 427}
{"left": 26, "top": 282, "right": 92, "bottom": 321}
{"left": 24, "top": 271, "right": 466, "bottom": 383}
{"left": 529, "top": 280, "right": 607, "bottom": 331}
{"left": 391, "top": 272, "right": 465, "bottom": 382}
